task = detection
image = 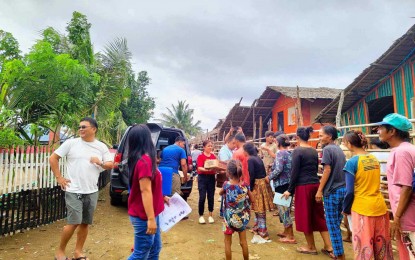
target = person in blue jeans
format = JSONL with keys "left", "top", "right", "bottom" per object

{"left": 317, "top": 125, "right": 347, "bottom": 260}
{"left": 126, "top": 125, "right": 170, "bottom": 259}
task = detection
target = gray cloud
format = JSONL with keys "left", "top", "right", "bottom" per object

{"left": 1, "top": 0, "right": 415, "bottom": 129}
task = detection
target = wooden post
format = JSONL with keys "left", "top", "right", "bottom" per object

{"left": 259, "top": 116, "right": 263, "bottom": 141}
{"left": 296, "top": 85, "right": 304, "bottom": 126}
{"left": 252, "top": 103, "right": 256, "bottom": 140}
{"left": 336, "top": 91, "right": 345, "bottom": 128}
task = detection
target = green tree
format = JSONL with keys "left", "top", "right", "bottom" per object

{"left": 160, "top": 100, "right": 202, "bottom": 137}
{"left": 0, "top": 30, "right": 20, "bottom": 70}
{"left": 120, "top": 71, "right": 155, "bottom": 125}
{"left": 4, "top": 41, "right": 95, "bottom": 144}
{"left": 66, "top": 11, "right": 94, "bottom": 66}
{"left": 41, "top": 27, "right": 71, "bottom": 54}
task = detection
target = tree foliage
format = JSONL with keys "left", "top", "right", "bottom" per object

{"left": 0, "top": 11, "right": 156, "bottom": 146}
{"left": 120, "top": 71, "right": 155, "bottom": 125}
{"left": 66, "top": 11, "right": 94, "bottom": 66}
{"left": 0, "top": 30, "right": 20, "bottom": 70}
{"left": 160, "top": 100, "right": 202, "bottom": 137}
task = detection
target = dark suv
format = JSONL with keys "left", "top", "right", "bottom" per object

{"left": 109, "top": 123, "right": 195, "bottom": 206}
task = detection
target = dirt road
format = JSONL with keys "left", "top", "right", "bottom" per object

{"left": 1, "top": 184, "right": 360, "bottom": 260}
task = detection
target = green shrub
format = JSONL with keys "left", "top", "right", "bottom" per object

{"left": 0, "top": 128, "right": 25, "bottom": 148}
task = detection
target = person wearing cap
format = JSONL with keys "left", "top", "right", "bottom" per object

{"left": 376, "top": 113, "right": 415, "bottom": 260}
{"left": 159, "top": 136, "right": 188, "bottom": 197}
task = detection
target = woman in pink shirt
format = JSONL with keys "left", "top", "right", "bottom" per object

{"left": 126, "top": 125, "right": 169, "bottom": 259}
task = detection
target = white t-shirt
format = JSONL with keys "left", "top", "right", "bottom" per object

{"left": 55, "top": 138, "right": 112, "bottom": 194}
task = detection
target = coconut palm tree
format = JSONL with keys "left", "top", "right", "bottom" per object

{"left": 159, "top": 100, "right": 202, "bottom": 137}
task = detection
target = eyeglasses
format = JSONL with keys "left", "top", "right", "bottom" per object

{"left": 78, "top": 125, "right": 91, "bottom": 130}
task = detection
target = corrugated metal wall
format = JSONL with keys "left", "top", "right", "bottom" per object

{"left": 342, "top": 60, "right": 415, "bottom": 126}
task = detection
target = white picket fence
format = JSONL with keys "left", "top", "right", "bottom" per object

{"left": 0, "top": 146, "right": 67, "bottom": 195}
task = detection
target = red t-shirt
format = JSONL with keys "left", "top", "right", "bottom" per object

{"left": 197, "top": 153, "right": 217, "bottom": 175}
{"left": 233, "top": 147, "right": 250, "bottom": 186}
{"left": 128, "top": 155, "right": 164, "bottom": 220}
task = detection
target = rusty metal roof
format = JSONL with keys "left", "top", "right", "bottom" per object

{"left": 314, "top": 24, "right": 415, "bottom": 123}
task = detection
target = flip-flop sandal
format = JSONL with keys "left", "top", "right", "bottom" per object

{"left": 54, "top": 258, "right": 70, "bottom": 260}
{"left": 278, "top": 237, "right": 297, "bottom": 244}
{"left": 343, "top": 238, "right": 352, "bottom": 243}
{"left": 276, "top": 233, "right": 287, "bottom": 238}
{"left": 273, "top": 212, "right": 279, "bottom": 216}
{"left": 296, "top": 247, "right": 318, "bottom": 255}
{"left": 72, "top": 257, "right": 89, "bottom": 260}
{"left": 321, "top": 249, "right": 336, "bottom": 259}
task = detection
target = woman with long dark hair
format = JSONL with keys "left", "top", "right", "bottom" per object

{"left": 126, "top": 124, "right": 169, "bottom": 259}
{"left": 282, "top": 126, "right": 333, "bottom": 257}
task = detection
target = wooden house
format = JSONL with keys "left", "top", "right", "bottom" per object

{"left": 259, "top": 86, "right": 341, "bottom": 134}
{"left": 216, "top": 87, "right": 340, "bottom": 140}
{"left": 315, "top": 24, "right": 415, "bottom": 132}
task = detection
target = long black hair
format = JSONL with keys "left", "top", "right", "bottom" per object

{"left": 126, "top": 124, "right": 157, "bottom": 185}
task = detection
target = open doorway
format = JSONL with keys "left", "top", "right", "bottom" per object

{"left": 367, "top": 96, "right": 394, "bottom": 132}
{"left": 277, "top": 111, "right": 284, "bottom": 131}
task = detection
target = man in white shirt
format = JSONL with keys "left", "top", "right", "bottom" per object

{"left": 50, "top": 117, "right": 113, "bottom": 260}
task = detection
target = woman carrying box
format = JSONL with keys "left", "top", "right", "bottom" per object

{"left": 197, "top": 140, "right": 217, "bottom": 224}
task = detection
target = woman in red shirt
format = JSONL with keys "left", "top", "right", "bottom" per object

{"left": 126, "top": 124, "right": 169, "bottom": 259}
{"left": 197, "top": 140, "right": 217, "bottom": 224}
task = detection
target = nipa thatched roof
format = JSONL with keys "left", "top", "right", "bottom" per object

{"left": 267, "top": 86, "right": 341, "bottom": 99}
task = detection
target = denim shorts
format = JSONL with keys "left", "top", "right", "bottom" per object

{"left": 65, "top": 191, "right": 98, "bottom": 225}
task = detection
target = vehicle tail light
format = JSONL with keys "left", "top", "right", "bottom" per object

{"left": 114, "top": 152, "right": 122, "bottom": 169}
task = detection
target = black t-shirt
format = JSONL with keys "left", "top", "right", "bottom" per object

{"left": 288, "top": 146, "right": 320, "bottom": 194}
{"left": 248, "top": 155, "right": 267, "bottom": 191}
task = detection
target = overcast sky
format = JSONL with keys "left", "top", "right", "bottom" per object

{"left": 1, "top": 1, "right": 415, "bottom": 130}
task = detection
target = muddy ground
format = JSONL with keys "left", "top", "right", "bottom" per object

{"left": 1, "top": 182, "right": 378, "bottom": 260}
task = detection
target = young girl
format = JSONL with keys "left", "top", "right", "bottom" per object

{"left": 343, "top": 130, "right": 393, "bottom": 259}
{"left": 243, "top": 142, "right": 275, "bottom": 240}
{"left": 220, "top": 160, "right": 252, "bottom": 260}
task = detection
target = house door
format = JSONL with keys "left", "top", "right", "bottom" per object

{"left": 277, "top": 111, "right": 284, "bottom": 131}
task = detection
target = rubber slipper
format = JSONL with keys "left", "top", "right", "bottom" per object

{"left": 72, "top": 257, "right": 89, "bottom": 260}
{"left": 276, "top": 232, "right": 287, "bottom": 238}
{"left": 321, "top": 249, "right": 336, "bottom": 259}
{"left": 278, "top": 237, "right": 297, "bottom": 244}
{"left": 343, "top": 237, "right": 352, "bottom": 243}
{"left": 296, "top": 247, "right": 318, "bottom": 255}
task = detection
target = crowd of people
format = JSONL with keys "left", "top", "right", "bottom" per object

{"left": 51, "top": 113, "right": 415, "bottom": 260}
